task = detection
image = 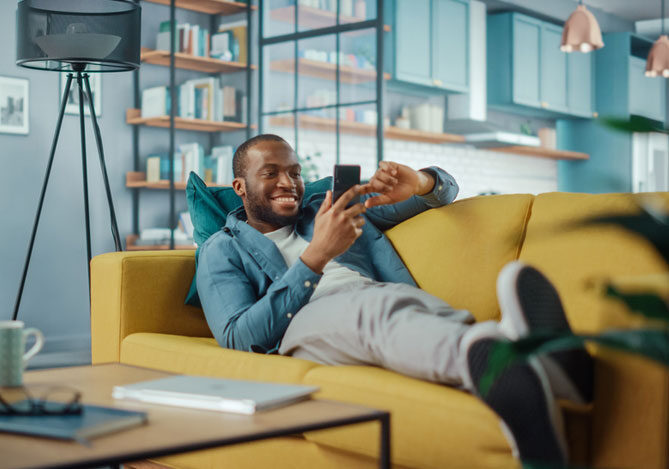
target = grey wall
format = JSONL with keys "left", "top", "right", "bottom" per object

{"left": 0, "top": 2, "right": 253, "bottom": 366}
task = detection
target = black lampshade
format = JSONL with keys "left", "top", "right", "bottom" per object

{"left": 16, "top": 0, "right": 141, "bottom": 73}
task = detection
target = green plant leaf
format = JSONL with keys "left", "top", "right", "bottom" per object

{"left": 599, "top": 115, "right": 668, "bottom": 134}
{"left": 604, "top": 284, "right": 669, "bottom": 322}
{"left": 478, "top": 329, "right": 669, "bottom": 397}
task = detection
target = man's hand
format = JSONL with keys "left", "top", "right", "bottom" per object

{"left": 361, "top": 161, "right": 435, "bottom": 208}
{"left": 300, "top": 186, "right": 366, "bottom": 274}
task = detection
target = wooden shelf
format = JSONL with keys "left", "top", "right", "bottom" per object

{"left": 144, "top": 0, "right": 255, "bottom": 15}
{"left": 486, "top": 146, "right": 590, "bottom": 161}
{"left": 269, "top": 5, "right": 390, "bottom": 32}
{"left": 126, "top": 171, "right": 230, "bottom": 190}
{"left": 268, "top": 115, "right": 465, "bottom": 144}
{"left": 270, "top": 58, "right": 390, "bottom": 84}
{"left": 141, "top": 48, "right": 255, "bottom": 73}
{"left": 126, "top": 234, "right": 196, "bottom": 251}
{"left": 269, "top": 114, "right": 376, "bottom": 136}
{"left": 126, "top": 109, "right": 252, "bottom": 132}
{"left": 385, "top": 126, "right": 465, "bottom": 144}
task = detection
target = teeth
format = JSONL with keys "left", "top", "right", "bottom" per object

{"left": 274, "top": 197, "right": 295, "bottom": 202}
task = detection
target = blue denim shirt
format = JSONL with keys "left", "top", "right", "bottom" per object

{"left": 197, "top": 167, "right": 458, "bottom": 353}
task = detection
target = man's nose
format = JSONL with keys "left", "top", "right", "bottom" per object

{"left": 277, "top": 172, "right": 295, "bottom": 188}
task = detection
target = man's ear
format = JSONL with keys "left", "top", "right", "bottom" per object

{"left": 232, "top": 177, "right": 245, "bottom": 198}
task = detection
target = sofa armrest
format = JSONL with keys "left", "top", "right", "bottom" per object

{"left": 91, "top": 250, "right": 212, "bottom": 364}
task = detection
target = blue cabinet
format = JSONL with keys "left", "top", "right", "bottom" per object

{"left": 488, "top": 12, "right": 594, "bottom": 118}
{"left": 541, "top": 23, "right": 568, "bottom": 113}
{"left": 567, "top": 52, "right": 594, "bottom": 118}
{"left": 394, "top": 0, "right": 469, "bottom": 92}
{"left": 395, "top": 0, "right": 431, "bottom": 87}
{"left": 511, "top": 15, "right": 541, "bottom": 107}
{"left": 629, "top": 56, "right": 666, "bottom": 122}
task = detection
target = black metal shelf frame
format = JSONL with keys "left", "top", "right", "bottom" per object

{"left": 258, "top": 0, "right": 385, "bottom": 166}
{"left": 131, "top": 0, "right": 254, "bottom": 249}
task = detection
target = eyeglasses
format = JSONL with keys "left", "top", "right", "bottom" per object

{"left": 0, "top": 385, "right": 82, "bottom": 416}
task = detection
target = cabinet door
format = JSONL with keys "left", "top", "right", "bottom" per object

{"left": 629, "top": 56, "right": 666, "bottom": 123}
{"left": 395, "top": 0, "right": 432, "bottom": 86}
{"left": 567, "top": 50, "right": 593, "bottom": 117}
{"left": 540, "top": 23, "right": 568, "bottom": 112}
{"left": 512, "top": 15, "right": 541, "bottom": 107}
{"left": 432, "top": 0, "right": 468, "bottom": 92}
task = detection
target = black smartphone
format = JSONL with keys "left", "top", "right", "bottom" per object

{"left": 332, "top": 164, "right": 361, "bottom": 206}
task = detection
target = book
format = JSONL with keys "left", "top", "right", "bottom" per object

{"left": 141, "top": 86, "right": 170, "bottom": 118}
{"left": 0, "top": 402, "right": 147, "bottom": 444}
{"left": 112, "top": 375, "right": 319, "bottom": 415}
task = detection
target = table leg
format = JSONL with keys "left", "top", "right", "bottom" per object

{"left": 379, "top": 413, "right": 391, "bottom": 469}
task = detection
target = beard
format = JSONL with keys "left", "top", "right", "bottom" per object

{"left": 244, "top": 183, "right": 301, "bottom": 228}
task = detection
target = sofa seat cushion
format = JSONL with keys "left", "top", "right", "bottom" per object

{"left": 386, "top": 194, "right": 534, "bottom": 322}
{"left": 120, "top": 333, "right": 321, "bottom": 383}
{"left": 302, "top": 365, "right": 519, "bottom": 469}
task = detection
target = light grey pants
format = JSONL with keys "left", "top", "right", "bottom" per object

{"left": 279, "top": 281, "right": 493, "bottom": 387}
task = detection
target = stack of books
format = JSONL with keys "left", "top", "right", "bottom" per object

{"left": 141, "top": 81, "right": 240, "bottom": 122}
{"left": 156, "top": 20, "right": 210, "bottom": 57}
{"left": 210, "top": 21, "right": 247, "bottom": 63}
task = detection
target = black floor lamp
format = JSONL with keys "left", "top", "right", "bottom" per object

{"left": 13, "top": 0, "right": 141, "bottom": 320}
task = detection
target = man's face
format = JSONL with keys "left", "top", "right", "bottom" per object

{"left": 234, "top": 140, "right": 305, "bottom": 233}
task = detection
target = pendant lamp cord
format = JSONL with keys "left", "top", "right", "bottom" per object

{"left": 663, "top": 0, "right": 666, "bottom": 36}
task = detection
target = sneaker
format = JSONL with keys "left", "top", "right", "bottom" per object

{"left": 460, "top": 323, "right": 568, "bottom": 465}
{"left": 497, "top": 261, "right": 594, "bottom": 405}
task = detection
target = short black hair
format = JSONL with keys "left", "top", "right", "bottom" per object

{"left": 233, "top": 134, "right": 290, "bottom": 178}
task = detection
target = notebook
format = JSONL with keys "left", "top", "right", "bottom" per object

{"left": 112, "top": 375, "right": 319, "bottom": 415}
{"left": 0, "top": 402, "right": 148, "bottom": 444}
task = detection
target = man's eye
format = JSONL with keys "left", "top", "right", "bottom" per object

{"left": 263, "top": 172, "right": 276, "bottom": 177}
{"left": 291, "top": 172, "right": 301, "bottom": 178}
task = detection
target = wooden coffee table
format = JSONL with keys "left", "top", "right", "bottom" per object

{"left": 1, "top": 364, "right": 390, "bottom": 469}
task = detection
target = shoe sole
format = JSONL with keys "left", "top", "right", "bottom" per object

{"left": 497, "top": 262, "right": 594, "bottom": 404}
{"left": 465, "top": 337, "right": 568, "bottom": 464}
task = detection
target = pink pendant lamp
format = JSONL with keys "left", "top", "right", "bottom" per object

{"left": 560, "top": 0, "right": 604, "bottom": 53}
{"left": 645, "top": 0, "right": 669, "bottom": 77}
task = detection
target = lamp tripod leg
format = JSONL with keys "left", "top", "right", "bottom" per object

{"left": 77, "top": 72, "right": 92, "bottom": 296}
{"left": 11, "top": 74, "right": 74, "bottom": 321}
{"left": 83, "top": 74, "right": 122, "bottom": 252}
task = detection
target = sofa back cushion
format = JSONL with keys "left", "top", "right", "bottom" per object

{"left": 518, "top": 191, "right": 669, "bottom": 334}
{"left": 385, "top": 194, "right": 534, "bottom": 322}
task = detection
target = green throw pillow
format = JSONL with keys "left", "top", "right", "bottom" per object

{"left": 184, "top": 172, "right": 332, "bottom": 306}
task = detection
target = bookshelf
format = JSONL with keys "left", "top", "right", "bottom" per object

{"left": 144, "top": 0, "right": 256, "bottom": 15}
{"left": 126, "top": 109, "right": 250, "bottom": 132}
{"left": 141, "top": 47, "right": 257, "bottom": 73}
{"left": 125, "top": 171, "right": 231, "bottom": 190}
{"left": 130, "top": 0, "right": 254, "bottom": 251}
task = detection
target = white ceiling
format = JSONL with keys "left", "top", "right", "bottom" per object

{"left": 584, "top": 0, "right": 663, "bottom": 22}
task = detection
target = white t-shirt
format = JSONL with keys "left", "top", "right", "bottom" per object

{"left": 264, "top": 226, "right": 374, "bottom": 301}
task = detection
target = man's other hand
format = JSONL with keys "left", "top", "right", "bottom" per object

{"left": 361, "top": 162, "right": 435, "bottom": 208}
{"left": 300, "top": 186, "right": 366, "bottom": 274}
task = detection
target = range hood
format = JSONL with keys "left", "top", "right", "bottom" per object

{"left": 443, "top": 1, "right": 541, "bottom": 148}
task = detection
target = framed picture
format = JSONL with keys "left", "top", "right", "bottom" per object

{"left": 0, "top": 76, "right": 29, "bottom": 135}
{"left": 60, "top": 69, "right": 102, "bottom": 117}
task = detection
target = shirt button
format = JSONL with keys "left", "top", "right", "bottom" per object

{"left": 286, "top": 313, "right": 293, "bottom": 319}
{"left": 275, "top": 275, "right": 279, "bottom": 280}
{"left": 304, "top": 280, "right": 311, "bottom": 288}
{"left": 312, "top": 283, "right": 317, "bottom": 289}
{"left": 438, "top": 185, "right": 443, "bottom": 191}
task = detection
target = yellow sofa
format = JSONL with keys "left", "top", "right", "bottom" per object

{"left": 91, "top": 192, "right": 669, "bottom": 469}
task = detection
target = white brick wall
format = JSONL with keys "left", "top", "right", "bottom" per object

{"left": 267, "top": 127, "right": 558, "bottom": 200}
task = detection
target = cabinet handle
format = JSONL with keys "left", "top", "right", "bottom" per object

{"left": 433, "top": 79, "right": 443, "bottom": 86}
{"left": 592, "top": 112, "right": 599, "bottom": 118}
{"left": 541, "top": 101, "right": 549, "bottom": 108}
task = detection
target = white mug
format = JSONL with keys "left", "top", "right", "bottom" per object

{"left": 0, "top": 320, "right": 44, "bottom": 387}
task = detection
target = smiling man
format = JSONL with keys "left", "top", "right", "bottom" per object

{"left": 196, "top": 134, "right": 593, "bottom": 466}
